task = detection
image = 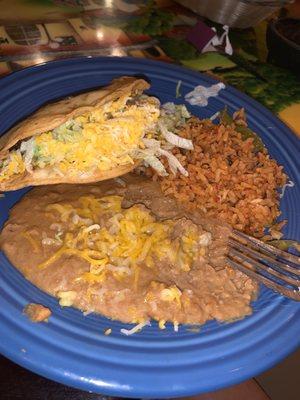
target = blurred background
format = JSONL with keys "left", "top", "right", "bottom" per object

{"left": 0, "top": 0, "right": 299, "bottom": 135}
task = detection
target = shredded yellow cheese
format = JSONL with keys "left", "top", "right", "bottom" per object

{"left": 0, "top": 152, "right": 25, "bottom": 182}
{"left": 38, "top": 196, "right": 208, "bottom": 295}
{"left": 161, "top": 286, "right": 182, "bottom": 307}
{"left": 0, "top": 96, "right": 160, "bottom": 182}
{"left": 159, "top": 319, "right": 166, "bottom": 330}
{"left": 34, "top": 101, "right": 159, "bottom": 175}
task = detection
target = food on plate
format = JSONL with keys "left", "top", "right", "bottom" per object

{"left": 0, "top": 77, "right": 192, "bottom": 191}
{"left": 0, "top": 74, "right": 292, "bottom": 331}
{"left": 0, "top": 176, "right": 258, "bottom": 328}
{"left": 24, "top": 303, "right": 52, "bottom": 322}
{"left": 146, "top": 109, "right": 287, "bottom": 238}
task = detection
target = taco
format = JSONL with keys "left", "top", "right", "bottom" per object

{"left": 1, "top": 76, "right": 191, "bottom": 191}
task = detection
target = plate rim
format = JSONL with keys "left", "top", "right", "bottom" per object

{"left": 0, "top": 56, "right": 299, "bottom": 398}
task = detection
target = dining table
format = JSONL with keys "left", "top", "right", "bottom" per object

{"left": 0, "top": 1, "right": 299, "bottom": 399}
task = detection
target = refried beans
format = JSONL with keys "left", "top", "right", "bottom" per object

{"left": 0, "top": 175, "right": 258, "bottom": 327}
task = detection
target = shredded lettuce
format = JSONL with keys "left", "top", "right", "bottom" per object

{"left": 159, "top": 103, "right": 191, "bottom": 132}
{"left": 175, "top": 80, "right": 182, "bottom": 98}
{"left": 52, "top": 119, "right": 82, "bottom": 143}
{"left": 3, "top": 99, "right": 192, "bottom": 180}
{"left": 141, "top": 138, "right": 189, "bottom": 176}
{"left": 209, "top": 111, "right": 220, "bottom": 121}
{"left": 158, "top": 122, "right": 193, "bottom": 150}
{"left": 279, "top": 180, "right": 295, "bottom": 199}
{"left": 142, "top": 138, "right": 161, "bottom": 150}
{"left": 120, "top": 320, "right": 151, "bottom": 336}
{"left": 157, "top": 148, "right": 188, "bottom": 176}
{"left": 33, "top": 145, "right": 41, "bottom": 159}
{"left": 20, "top": 137, "right": 35, "bottom": 172}
{"left": 32, "top": 144, "right": 53, "bottom": 168}
{"left": 140, "top": 104, "right": 192, "bottom": 176}
{"left": 54, "top": 231, "right": 63, "bottom": 243}
{"left": 161, "top": 103, "right": 190, "bottom": 119}
{"left": 143, "top": 154, "right": 168, "bottom": 176}
{"left": 181, "top": 105, "right": 190, "bottom": 119}
{"left": 185, "top": 83, "right": 225, "bottom": 107}
{"left": 0, "top": 159, "right": 6, "bottom": 172}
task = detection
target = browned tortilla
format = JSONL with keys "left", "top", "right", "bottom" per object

{"left": 0, "top": 77, "right": 148, "bottom": 191}
{"left": 0, "top": 160, "right": 140, "bottom": 191}
{"left": 0, "top": 175, "right": 258, "bottom": 325}
{"left": 0, "top": 77, "right": 149, "bottom": 158}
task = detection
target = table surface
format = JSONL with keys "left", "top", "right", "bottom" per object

{"left": 0, "top": 0, "right": 299, "bottom": 135}
{"left": 0, "top": 355, "right": 270, "bottom": 400}
{"left": 0, "top": 0, "right": 298, "bottom": 399}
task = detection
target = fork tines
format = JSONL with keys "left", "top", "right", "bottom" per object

{"left": 227, "top": 230, "right": 300, "bottom": 301}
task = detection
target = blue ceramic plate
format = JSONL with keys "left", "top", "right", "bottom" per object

{"left": 0, "top": 57, "right": 299, "bottom": 398}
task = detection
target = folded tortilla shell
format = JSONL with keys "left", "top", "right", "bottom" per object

{"left": 0, "top": 76, "right": 149, "bottom": 191}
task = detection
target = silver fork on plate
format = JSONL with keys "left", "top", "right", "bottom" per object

{"left": 227, "top": 230, "right": 300, "bottom": 301}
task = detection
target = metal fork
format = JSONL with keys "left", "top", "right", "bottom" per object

{"left": 227, "top": 230, "right": 300, "bottom": 301}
